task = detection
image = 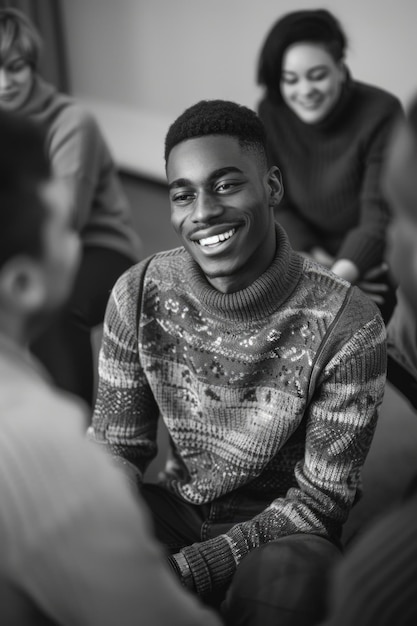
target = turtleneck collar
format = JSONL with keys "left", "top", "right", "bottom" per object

{"left": 183, "top": 223, "right": 303, "bottom": 323}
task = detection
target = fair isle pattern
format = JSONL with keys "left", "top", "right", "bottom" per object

{"left": 93, "top": 226, "right": 387, "bottom": 596}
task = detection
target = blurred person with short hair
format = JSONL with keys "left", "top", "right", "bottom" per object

{"left": 0, "top": 109, "right": 221, "bottom": 626}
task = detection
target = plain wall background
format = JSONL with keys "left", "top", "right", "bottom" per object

{"left": 61, "top": 0, "right": 417, "bottom": 119}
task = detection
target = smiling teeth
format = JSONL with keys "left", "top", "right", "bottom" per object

{"left": 199, "top": 228, "right": 235, "bottom": 247}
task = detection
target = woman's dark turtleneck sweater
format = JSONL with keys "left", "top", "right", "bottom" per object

{"left": 258, "top": 74, "right": 403, "bottom": 275}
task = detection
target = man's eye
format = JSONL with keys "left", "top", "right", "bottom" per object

{"left": 216, "top": 181, "right": 239, "bottom": 192}
{"left": 172, "top": 192, "right": 194, "bottom": 204}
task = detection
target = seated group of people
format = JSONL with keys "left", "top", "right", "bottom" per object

{"left": 0, "top": 7, "right": 415, "bottom": 626}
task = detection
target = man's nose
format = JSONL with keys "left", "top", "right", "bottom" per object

{"left": 192, "top": 191, "right": 223, "bottom": 221}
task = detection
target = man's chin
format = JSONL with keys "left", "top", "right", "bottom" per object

{"left": 198, "top": 260, "right": 240, "bottom": 281}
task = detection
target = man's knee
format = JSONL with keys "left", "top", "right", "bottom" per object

{"left": 222, "top": 534, "right": 341, "bottom": 626}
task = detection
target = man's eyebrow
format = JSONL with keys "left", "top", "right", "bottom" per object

{"left": 169, "top": 178, "right": 191, "bottom": 190}
{"left": 169, "top": 166, "right": 244, "bottom": 190}
{"left": 210, "top": 166, "right": 244, "bottom": 180}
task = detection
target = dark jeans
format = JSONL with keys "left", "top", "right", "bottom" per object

{"left": 31, "top": 246, "right": 134, "bottom": 408}
{"left": 141, "top": 484, "right": 341, "bottom": 626}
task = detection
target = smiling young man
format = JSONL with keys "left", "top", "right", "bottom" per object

{"left": 91, "top": 100, "right": 387, "bottom": 625}
{"left": 168, "top": 132, "right": 280, "bottom": 292}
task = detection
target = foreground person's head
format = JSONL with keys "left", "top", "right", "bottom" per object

{"left": 0, "top": 110, "right": 80, "bottom": 343}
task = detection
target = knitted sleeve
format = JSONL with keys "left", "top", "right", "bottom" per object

{"left": 46, "top": 99, "right": 141, "bottom": 262}
{"left": 47, "top": 106, "right": 105, "bottom": 231}
{"left": 171, "top": 307, "right": 387, "bottom": 598}
{"left": 91, "top": 260, "right": 160, "bottom": 479}
{"left": 336, "top": 97, "right": 403, "bottom": 271}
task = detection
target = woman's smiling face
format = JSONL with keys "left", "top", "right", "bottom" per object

{"left": 280, "top": 42, "right": 345, "bottom": 124}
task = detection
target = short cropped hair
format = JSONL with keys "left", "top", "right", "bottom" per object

{"left": 257, "top": 9, "right": 347, "bottom": 103}
{"left": 0, "top": 8, "right": 42, "bottom": 69}
{"left": 164, "top": 99, "right": 268, "bottom": 169}
{"left": 0, "top": 110, "right": 50, "bottom": 269}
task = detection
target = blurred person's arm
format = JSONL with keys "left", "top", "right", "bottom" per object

{"left": 311, "top": 248, "right": 389, "bottom": 306}
{"left": 47, "top": 104, "right": 102, "bottom": 230}
{"left": 335, "top": 98, "right": 404, "bottom": 276}
{"left": 47, "top": 102, "right": 133, "bottom": 240}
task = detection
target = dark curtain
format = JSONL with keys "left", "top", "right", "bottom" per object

{"left": 0, "top": 0, "right": 69, "bottom": 91}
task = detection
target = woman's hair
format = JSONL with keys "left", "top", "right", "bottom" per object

{"left": 164, "top": 99, "right": 267, "bottom": 169}
{"left": 257, "top": 9, "right": 347, "bottom": 103}
{"left": 0, "top": 8, "right": 42, "bottom": 69}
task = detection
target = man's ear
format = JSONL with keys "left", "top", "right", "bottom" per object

{"left": 0, "top": 256, "right": 45, "bottom": 313}
{"left": 266, "top": 166, "right": 284, "bottom": 207}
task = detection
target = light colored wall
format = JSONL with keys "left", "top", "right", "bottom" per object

{"left": 61, "top": 0, "right": 417, "bottom": 116}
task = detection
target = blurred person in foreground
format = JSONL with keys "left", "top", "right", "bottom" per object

{"left": 0, "top": 8, "right": 142, "bottom": 407}
{"left": 0, "top": 110, "right": 221, "bottom": 626}
{"left": 323, "top": 96, "right": 417, "bottom": 626}
{"left": 90, "top": 99, "right": 387, "bottom": 625}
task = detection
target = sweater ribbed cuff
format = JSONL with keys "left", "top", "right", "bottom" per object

{"left": 181, "top": 535, "right": 238, "bottom": 597}
{"left": 168, "top": 552, "right": 194, "bottom": 590}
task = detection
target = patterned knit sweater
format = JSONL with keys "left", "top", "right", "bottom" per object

{"left": 92, "top": 225, "right": 387, "bottom": 596}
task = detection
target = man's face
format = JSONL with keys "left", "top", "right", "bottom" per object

{"left": 167, "top": 135, "right": 281, "bottom": 293}
{"left": 384, "top": 121, "right": 417, "bottom": 313}
{"left": 38, "top": 178, "right": 81, "bottom": 312}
